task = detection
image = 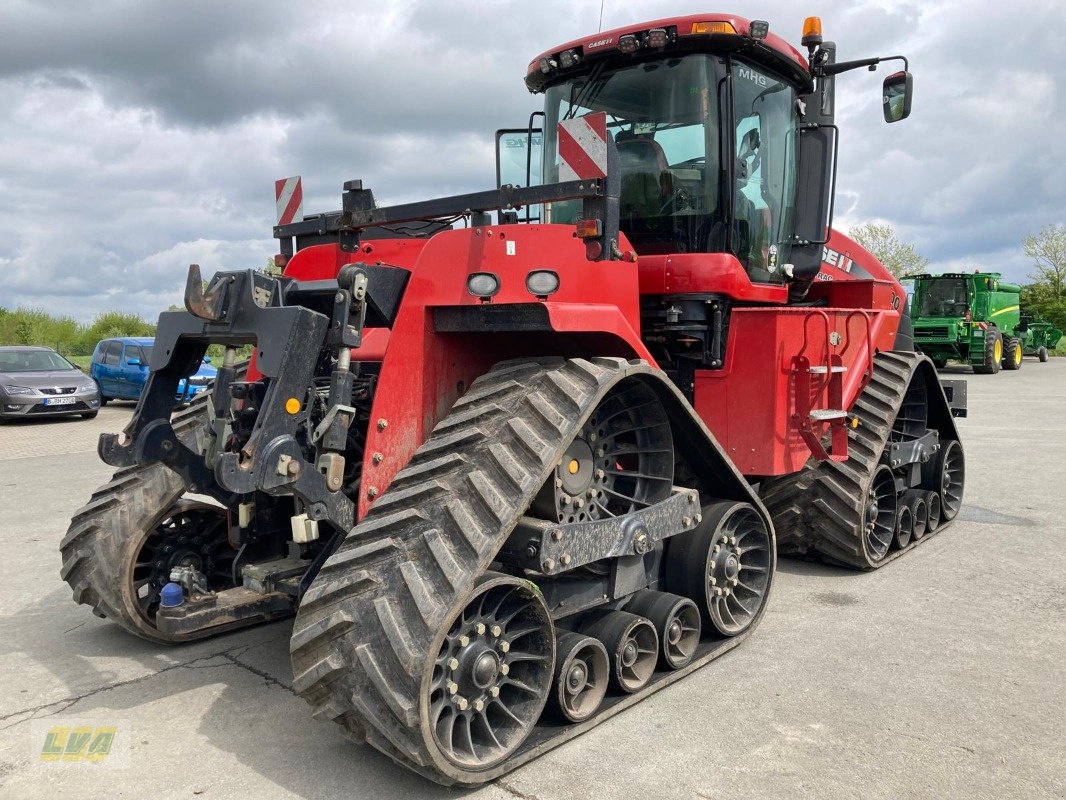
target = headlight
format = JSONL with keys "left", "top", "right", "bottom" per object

{"left": 4, "top": 385, "right": 35, "bottom": 396}
{"left": 188, "top": 376, "right": 211, "bottom": 386}
{"left": 526, "top": 270, "right": 560, "bottom": 297}
{"left": 467, "top": 272, "right": 500, "bottom": 298}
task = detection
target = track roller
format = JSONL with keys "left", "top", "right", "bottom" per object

{"left": 549, "top": 632, "right": 610, "bottom": 723}
{"left": 624, "top": 589, "right": 701, "bottom": 670}
{"left": 425, "top": 573, "right": 555, "bottom": 771}
{"left": 923, "top": 439, "right": 965, "bottom": 522}
{"left": 579, "top": 610, "right": 658, "bottom": 694}
{"left": 904, "top": 490, "right": 929, "bottom": 540}
{"left": 925, "top": 491, "right": 942, "bottom": 534}
{"left": 665, "top": 500, "right": 772, "bottom": 637}
{"left": 895, "top": 504, "right": 914, "bottom": 549}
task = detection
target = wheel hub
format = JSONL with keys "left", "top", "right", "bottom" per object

{"left": 559, "top": 439, "right": 595, "bottom": 497}
{"left": 865, "top": 491, "right": 878, "bottom": 531}
{"left": 667, "top": 618, "right": 683, "bottom": 645}
{"left": 620, "top": 639, "right": 638, "bottom": 668}
{"left": 565, "top": 661, "right": 588, "bottom": 694}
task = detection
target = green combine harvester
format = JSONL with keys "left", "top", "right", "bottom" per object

{"left": 903, "top": 272, "right": 1061, "bottom": 373}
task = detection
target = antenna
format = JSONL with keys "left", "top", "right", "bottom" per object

{"left": 598, "top": 0, "right": 605, "bottom": 32}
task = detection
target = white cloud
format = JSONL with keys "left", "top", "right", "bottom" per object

{"left": 0, "top": 0, "right": 1063, "bottom": 320}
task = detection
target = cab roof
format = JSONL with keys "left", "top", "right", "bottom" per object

{"left": 526, "top": 13, "right": 812, "bottom": 94}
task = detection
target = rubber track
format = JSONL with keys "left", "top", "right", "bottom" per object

{"left": 291, "top": 357, "right": 711, "bottom": 785}
{"left": 59, "top": 377, "right": 229, "bottom": 641}
{"left": 760, "top": 351, "right": 958, "bottom": 569}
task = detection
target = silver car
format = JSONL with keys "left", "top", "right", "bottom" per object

{"left": 0, "top": 346, "right": 102, "bottom": 422}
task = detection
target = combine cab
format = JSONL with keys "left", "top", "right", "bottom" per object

{"left": 904, "top": 271, "right": 1033, "bottom": 373}
{"left": 61, "top": 13, "right": 967, "bottom": 785}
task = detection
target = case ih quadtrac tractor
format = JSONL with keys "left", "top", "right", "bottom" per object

{"left": 61, "top": 14, "right": 967, "bottom": 786}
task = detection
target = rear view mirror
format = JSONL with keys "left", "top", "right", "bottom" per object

{"left": 127, "top": 358, "right": 142, "bottom": 367}
{"left": 883, "top": 71, "right": 913, "bottom": 123}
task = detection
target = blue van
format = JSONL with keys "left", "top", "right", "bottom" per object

{"left": 90, "top": 337, "right": 217, "bottom": 404}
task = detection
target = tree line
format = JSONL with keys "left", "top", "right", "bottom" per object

{"left": 0, "top": 308, "right": 155, "bottom": 356}
{"left": 851, "top": 222, "right": 1066, "bottom": 336}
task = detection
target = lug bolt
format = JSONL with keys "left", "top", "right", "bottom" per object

{"left": 560, "top": 554, "right": 572, "bottom": 566}
{"left": 474, "top": 699, "right": 485, "bottom": 712}
{"left": 589, "top": 432, "right": 597, "bottom": 442}
{"left": 448, "top": 681, "right": 459, "bottom": 695}
{"left": 709, "top": 576, "right": 717, "bottom": 585}
{"left": 542, "top": 559, "right": 555, "bottom": 571}
{"left": 490, "top": 686, "right": 500, "bottom": 698}
{"left": 459, "top": 635, "right": 470, "bottom": 647}
{"left": 688, "top": 493, "right": 697, "bottom": 504}
{"left": 448, "top": 658, "right": 459, "bottom": 670}
{"left": 500, "top": 664, "right": 510, "bottom": 676}
{"left": 555, "top": 478, "right": 563, "bottom": 488}
{"left": 490, "top": 624, "right": 502, "bottom": 637}
{"left": 377, "top": 419, "right": 388, "bottom": 431}
{"left": 498, "top": 640, "right": 511, "bottom": 654}
{"left": 682, "top": 516, "right": 692, "bottom": 527}
{"left": 714, "top": 587, "right": 723, "bottom": 596}
{"left": 723, "top": 587, "right": 732, "bottom": 596}
{"left": 551, "top": 529, "right": 563, "bottom": 541}
{"left": 454, "top": 696, "right": 469, "bottom": 711}
{"left": 695, "top": 514, "right": 702, "bottom": 524}
{"left": 730, "top": 537, "right": 738, "bottom": 546}
{"left": 372, "top": 452, "right": 383, "bottom": 465}
{"left": 712, "top": 545, "right": 721, "bottom": 554}
{"left": 475, "top": 623, "right": 486, "bottom": 635}
{"left": 596, "top": 448, "right": 605, "bottom": 458}
{"left": 709, "top": 560, "right": 716, "bottom": 571}
{"left": 561, "top": 495, "right": 571, "bottom": 505}
{"left": 367, "top": 486, "right": 378, "bottom": 499}
{"left": 595, "top": 469, "right": 605, "bottom": 480}
{"left": 574, "top": 498, "right": 584, "bottom": 509}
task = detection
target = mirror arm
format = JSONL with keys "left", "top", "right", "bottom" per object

{"left": 816, "top": 54, "right": 908, "bottom": 78}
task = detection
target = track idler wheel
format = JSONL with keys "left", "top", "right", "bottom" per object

{"left": 579, "top": 610, "right": 658, "bottom": 693}
{"left": 532, "top": 380, "right": 674, "bottom": 523}
{"left": 923, "top": 439, "right": 965, "bottom": 522}
{"left": 925, "top": 490, "right": 942, "bottom": 534}
{"left": 665, "top": 501, "right": 772, "bottom": 637}
{"left": 549, "top": 632, "right": 610, "bottom": 723}
{"left": 863, "top": 466, "right": 898, "bottom": 563}
{"left": 894, "top": 504, "right": 914, "bottom": 549}
{"left": 903, "top": 490, "right": 929, "bottom": 540}
{"left": 625, "top": 589, "right": 700, "bottom": 670}
{"left": 425, "top": 574, "right": 555, "bottom": 771}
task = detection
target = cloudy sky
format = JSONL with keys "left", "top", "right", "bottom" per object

{"left": 1, "top": 0, "right": 1063, "bottom": 320}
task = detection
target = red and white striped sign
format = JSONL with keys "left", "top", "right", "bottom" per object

{"left": 274, "top": 175, "right": 303, "bottom": 226}
{"left": 558, "top": 112, "right": 609, "bottom": 181}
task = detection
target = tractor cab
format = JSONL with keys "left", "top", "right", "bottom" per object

{"left": 501, "top": 14, "right": 913, "bottom": 301}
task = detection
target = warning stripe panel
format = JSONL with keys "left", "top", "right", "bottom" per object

{"left": 558, "top": 113, "right": 608, "bottom": 181}
{"left": 275, "top": 176, "right": 303, "bottom": 226}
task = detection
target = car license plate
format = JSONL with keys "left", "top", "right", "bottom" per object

{"left": 43, "top": 397, "right": 76, "bottom": 406}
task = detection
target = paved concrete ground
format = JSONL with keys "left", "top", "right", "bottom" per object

{"left": 0, "top": 363, "right": 1063, "bottom": 799}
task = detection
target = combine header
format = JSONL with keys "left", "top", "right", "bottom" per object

{"left": 61, "top": 13, "right": 967, "bottom": 785}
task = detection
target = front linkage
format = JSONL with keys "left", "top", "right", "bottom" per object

{"left": 101, "top": 264, "right": 369, "bottom": 536}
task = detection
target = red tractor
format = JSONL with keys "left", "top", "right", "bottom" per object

{"left": 61, "top": 14, "right": 966, "bottom": 786}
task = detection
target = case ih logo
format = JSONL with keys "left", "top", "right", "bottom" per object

{"left": 822, "top": 246, "right": 855, "bottom": 273}
{"left": 557, "top": 113, "right": 609, "bottom": 181}
{"left": 585, "top": 37, "right": 614, "bottom": 49}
